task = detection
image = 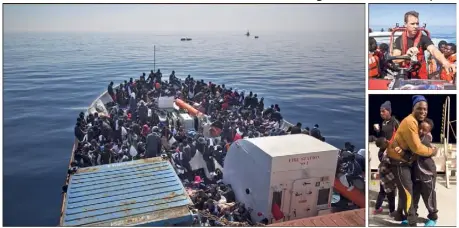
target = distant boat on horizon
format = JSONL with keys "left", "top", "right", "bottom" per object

{"left": 254, "top": 36, "right": 259, "bottom": 39}
{"left": 180, "top": 38, "right": 192, "bottom": 41}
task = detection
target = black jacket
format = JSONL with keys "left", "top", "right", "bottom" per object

{"left": 377, "top": 116, "right": 400, "bottom": 161}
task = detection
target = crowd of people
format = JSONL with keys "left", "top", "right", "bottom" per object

{"left": 368, "top": 11, "right": 456, "bottom": 83}
{"left": 72, "top": 69, "right": 326, "bottom": 225}
{"left": 73, "top": 70, "right": 324, "bottom": 169}
{"left": 370, "top": 95, "right": 439, "bottom": 226}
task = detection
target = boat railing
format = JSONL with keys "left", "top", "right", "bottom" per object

{"left": 442, "top": 96, "right": 456, "bottom": 188}
{"left": 60, "top": 89, "right": 114, "bottom": 225}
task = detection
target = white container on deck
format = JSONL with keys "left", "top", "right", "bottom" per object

{"left": 223, "top": 134, "right": 339, "bottom": 224}
{"left": 178, "top": 113, "right": 195, "bottom": 131}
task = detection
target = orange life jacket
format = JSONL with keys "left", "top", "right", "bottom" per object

{"left": 369, "top": 53, "right": 380, "bottom": 78}
{"left": 440, "top": 54, "right": 456, "bottom": 82}
{"left": 401, "top": 30, "right": 428, "bottom": 79}
{"left": 427, "top": 56, "right": 437, "bottom": 75}
{"left": 225, "top": 143, "right": 231, "bottom": 152}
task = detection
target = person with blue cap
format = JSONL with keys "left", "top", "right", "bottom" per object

{"left": 373, "top": 100, "right": 400, "bottom": 216}
{"left": 385, "top": 95, "right": 438, "bottom": 226}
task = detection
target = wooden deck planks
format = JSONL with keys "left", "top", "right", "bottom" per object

{"left": 269, "top": 208, "right": 365, "bottom": 227}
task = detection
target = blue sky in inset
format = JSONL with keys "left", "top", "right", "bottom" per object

{"left": 369, "top": 4, "right": 456, "bottom": 29}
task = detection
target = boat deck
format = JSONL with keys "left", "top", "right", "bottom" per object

{"left": 268, "top": 208, "right": 365, "bottom": 227}
{"left": 369, "top": 176, "right": 456, "bottom": 226}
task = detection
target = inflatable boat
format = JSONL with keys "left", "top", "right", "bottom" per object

{"left": 369, "top": 24, "right": 456, "bottom": 90}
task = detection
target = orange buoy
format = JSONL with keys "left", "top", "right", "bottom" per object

{"left": 175, "top": 98, "right": 204, "bottom": 117}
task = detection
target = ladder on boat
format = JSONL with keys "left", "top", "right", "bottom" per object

{"left": 441, "top": 96, "right": 456, "bottom": 189}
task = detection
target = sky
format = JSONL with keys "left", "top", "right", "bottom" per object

{"left": 3, "top": 4, "right": 364, "bottom": 33}
{"left": 369, "top": 4, "right": 456, "bottom": 28}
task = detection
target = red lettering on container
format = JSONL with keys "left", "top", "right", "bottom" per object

{"left": 289, "top": 156, "right": 320, "bottom": 164}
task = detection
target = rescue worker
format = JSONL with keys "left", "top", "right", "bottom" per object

{"left": 369, "top": 37, "right": 380, "bottom": 78}
{"left": 440, "top": 43, "right": 456, "bottom": 82}
{"left": 392, "top": 11, "right": 456, "bottom": 79}
{"left": 413, "top": 118, "right": 438, "bottom": 226}
{"left": 373, "top": 101, "right": 399, "bottom": 216}
{"left": 386, "top": 95, "right": 437, "bottom": 226}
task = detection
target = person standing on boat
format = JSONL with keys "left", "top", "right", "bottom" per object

{"left": 412, "top": 118, "right": 438, "bottom": 226}
{"left": 392, "top": 11, "right": 456, "bottom": 79}
{"left": 161, "top": 126, "right": 173, "bottom": 151}
{"left": 154, "top": 69, "right": 162, "bottom": 84}
{"left": 74, "top": 122, "right": 86, "bottom": 142}
{"left": 251, "top": 94, "right": 259, "bottom": 109}
{"left": 373, "top": 101, "right": 399, "bottom": 216}
{"left": 386, "top": 95, "right": 437, "bottom": 226}
{"left": 145, "top": 126, "right": 162, "bottom": 158}
{"left": 108, "top": 81, "right": 115, "bottom": 101}
{"left": 138, "top": 101, "right": 148, "bottom": 126}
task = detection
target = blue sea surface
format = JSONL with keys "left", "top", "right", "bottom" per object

{"left": 370, "top": 25, "right": 457, "bottom": 45}
{"left": 3, "top": 31, "right": 365, "bottom": 226}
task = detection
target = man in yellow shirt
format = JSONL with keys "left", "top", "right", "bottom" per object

{"left": 386, "top": 95, "right": 438, "bottom": 226}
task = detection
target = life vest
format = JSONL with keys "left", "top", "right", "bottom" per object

{"left": 375, "top": 48, "right": 384, "bottom": 62}
{"left": 440, "top": 54, "right": 456, "bottom": 82}
{"left": 427, "top": 56, "right": 437, "bottom": 75}
{"left": 369, "top": 53, "right": 380, "bottom": 78}
{"left": 225, "top": 143, "right": 231, "bottom": 152}
{"left": 401, "top": 31, "right": 428, "bottom": 79}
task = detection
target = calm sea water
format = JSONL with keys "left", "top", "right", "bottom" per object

{"left": 370, "top": 25, "right": 456, "bottom": 45}
{"left": 3, "top": 31, "right": 364, "bottom": 226}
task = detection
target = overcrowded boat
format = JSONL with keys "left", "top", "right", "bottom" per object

{"left": 59, "top": 54, "right": 366, "bottom": 226}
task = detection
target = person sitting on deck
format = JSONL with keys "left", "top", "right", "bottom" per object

{"left": 310, "top": 124, "right": 324, "bottom": 141}
{"left": 290, "top": 122, "right": 302, "bottom": 134}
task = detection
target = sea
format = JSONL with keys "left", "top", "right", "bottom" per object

{"left": 370, "top": 25, "right": 457, "bottom": 45}
{"left": 2, "top": 31, "right": 366, "bottom": 226}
